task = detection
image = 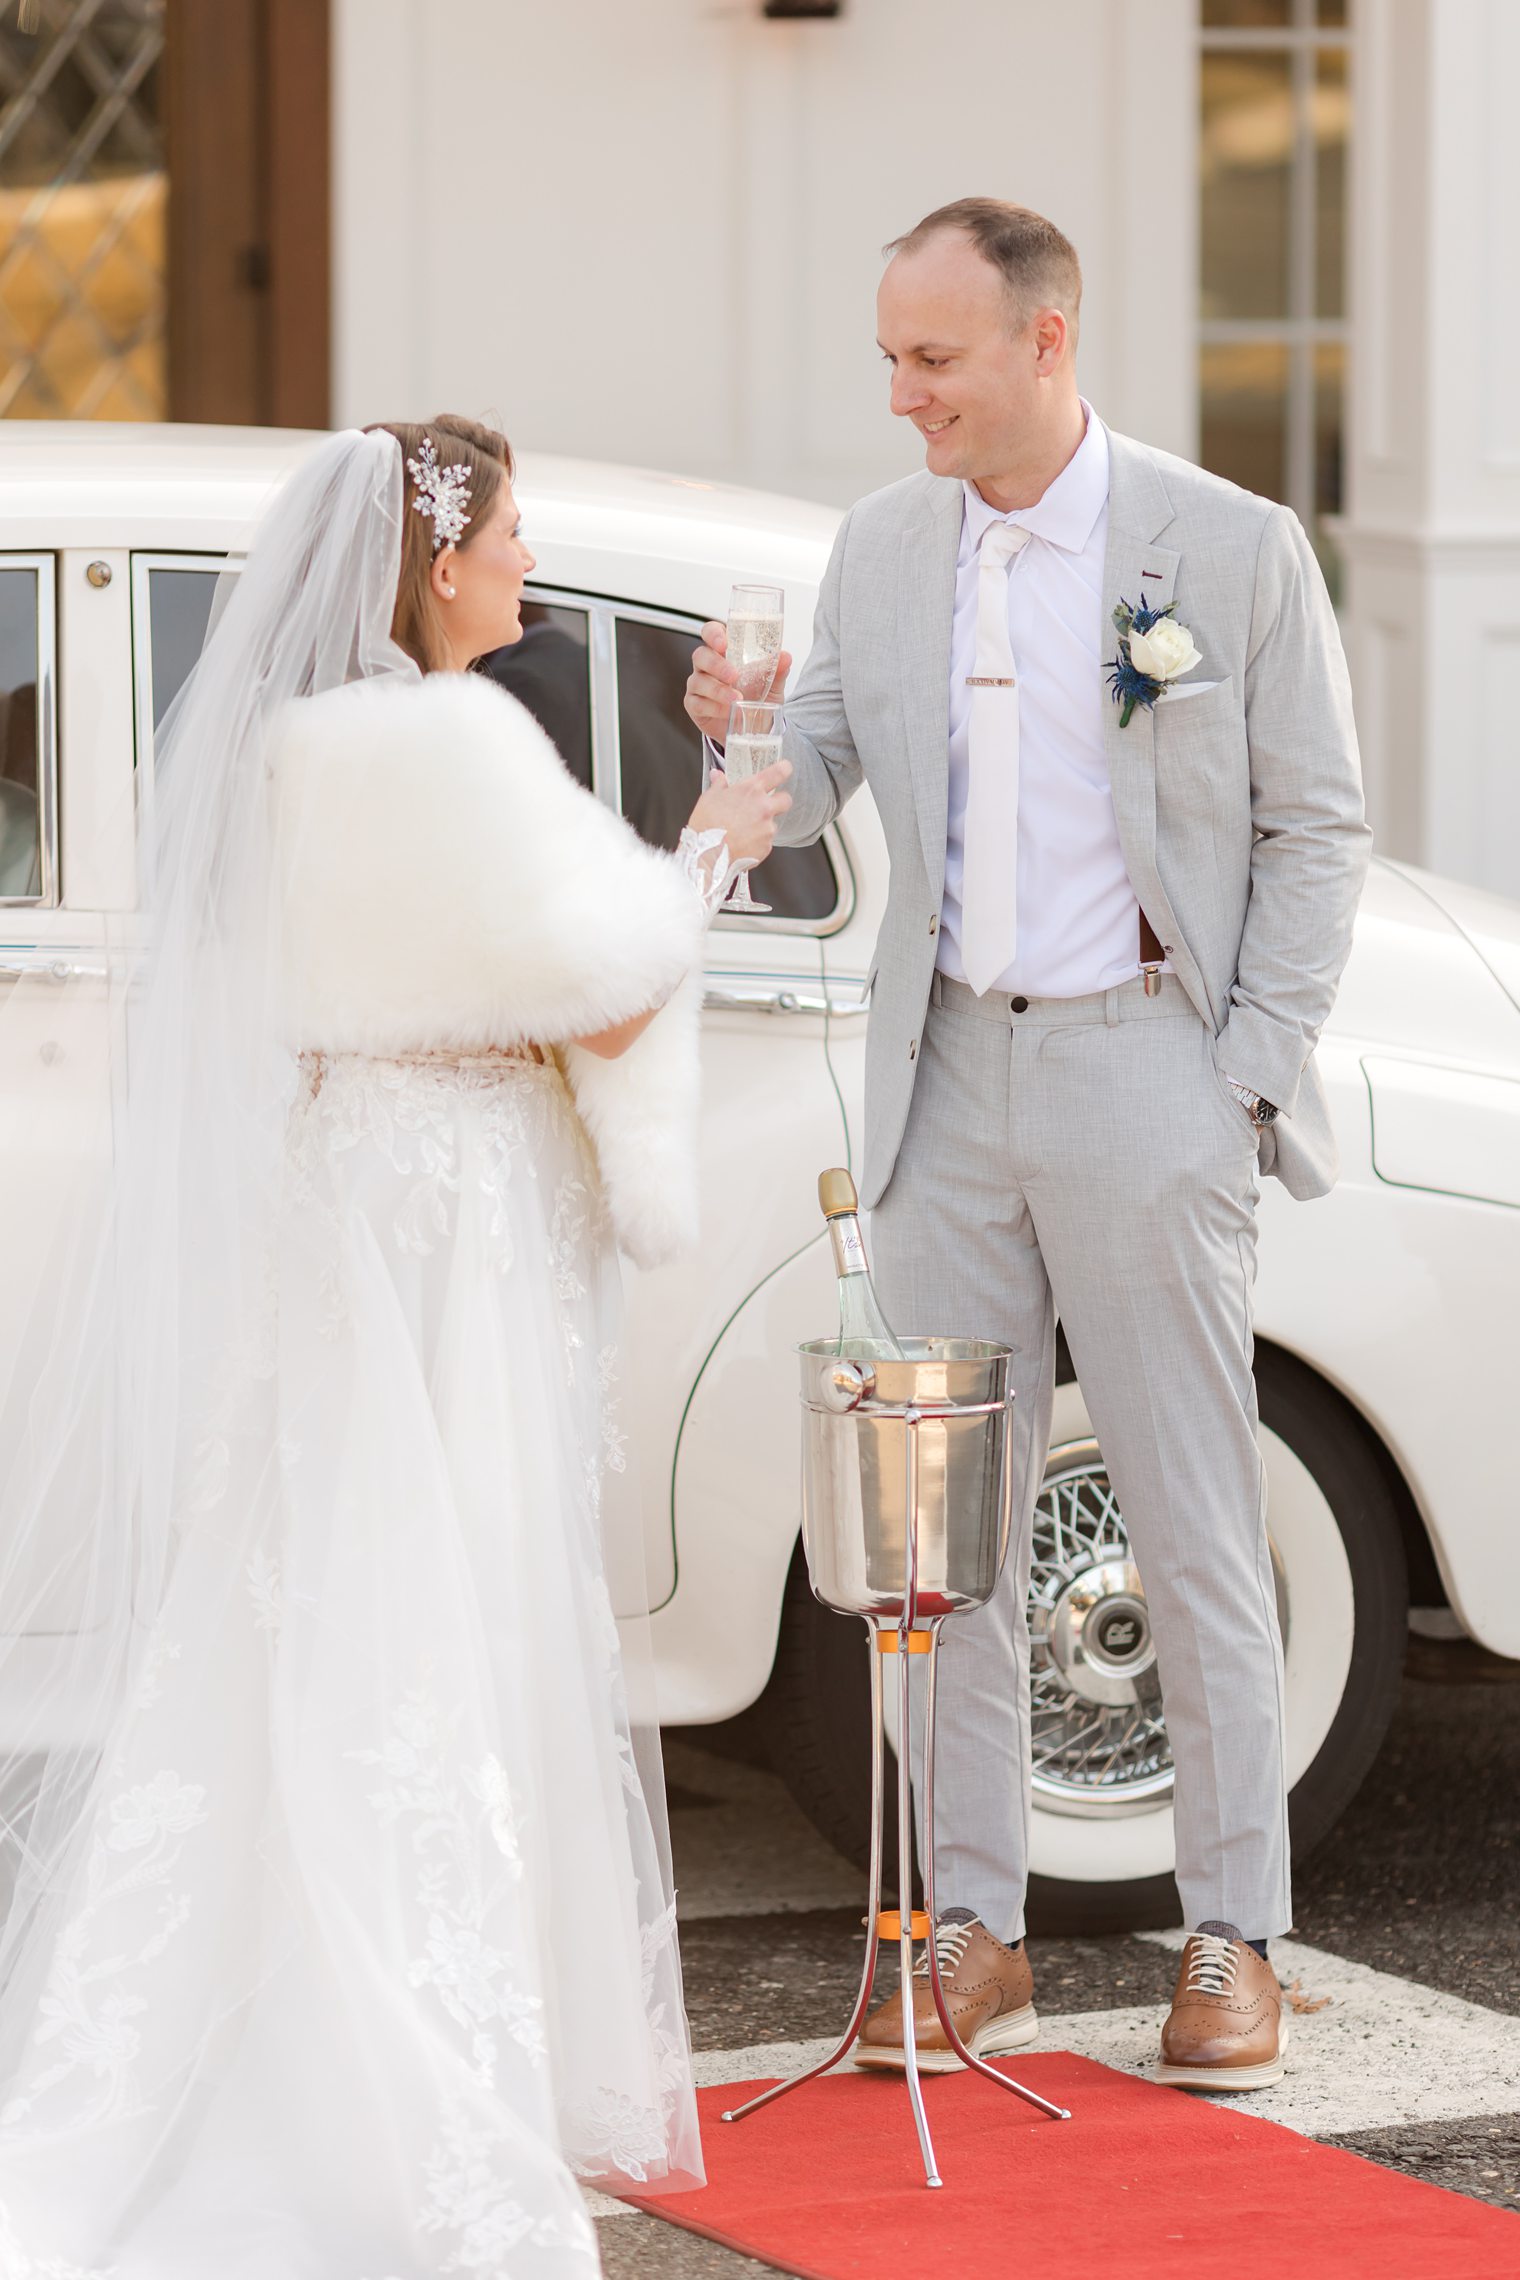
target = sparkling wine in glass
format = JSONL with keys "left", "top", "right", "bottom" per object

{"left": 726, "top": 582, "right": 784, "bottom": 700}
{"left": 718, "top": 698, "right": 783, "bottom": 916}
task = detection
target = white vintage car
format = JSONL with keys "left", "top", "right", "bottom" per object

{"left": 3, "top": 424, "right": 1518, "bottom": 1931}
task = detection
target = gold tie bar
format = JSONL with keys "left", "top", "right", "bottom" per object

{"left": 965, "top": 675, "right": 1016, "bottom": 687}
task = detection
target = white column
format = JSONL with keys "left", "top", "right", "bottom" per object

{"left": 1343, "top": 0, "right": 1520, "bottom": 896}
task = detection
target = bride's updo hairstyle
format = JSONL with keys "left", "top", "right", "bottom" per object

{"left": 364, "top": 414, "right": 513, "bottom": 673}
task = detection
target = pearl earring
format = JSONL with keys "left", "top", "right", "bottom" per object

{"left": 443, "top": 584, "right": 456, "bottom": 599}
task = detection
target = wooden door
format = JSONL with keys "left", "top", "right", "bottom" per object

{"left": 165, "top": 0, "right": 329, "bottom": 426}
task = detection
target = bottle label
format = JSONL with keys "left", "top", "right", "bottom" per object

{"left": 830, "top": 1217, "right": 868, "bottom": 1278}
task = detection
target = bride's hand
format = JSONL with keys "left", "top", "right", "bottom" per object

{"left": 688, "top": 758, "right": 792, "bottom": 869}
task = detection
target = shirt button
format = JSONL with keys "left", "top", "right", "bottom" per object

{"left": 1010, "top": 995, "right": 1030, "bottom": 1014}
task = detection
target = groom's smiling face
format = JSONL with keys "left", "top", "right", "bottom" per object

{"left": 876, "top": 229, "right": 1055, "bottom": 486}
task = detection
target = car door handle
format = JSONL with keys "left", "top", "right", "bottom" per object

{"left": 0, "top": 952, "right": 110, "bottom": 981}
{"left": 702, "top": 978, "right": 871, "bottom": 1019}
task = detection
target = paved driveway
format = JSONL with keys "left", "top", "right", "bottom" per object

{"left": 597, "top": 1658, "right": 1520, "bottom": 2276}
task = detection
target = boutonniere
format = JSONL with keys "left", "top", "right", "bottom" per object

{"left": 1107, "top": 598, "right": 1203, "bottom": 727}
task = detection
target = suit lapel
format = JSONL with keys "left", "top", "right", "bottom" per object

{"left": 1100, "top": 432, "right": 1180, "bottom": 847}
{"left": 895, "top": 478, "right": 963, "bottom": 893}
{"left": 1098, "top": 433, "right": 1216, "bottom": 1020}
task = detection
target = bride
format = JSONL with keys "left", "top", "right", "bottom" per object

{"left": 0, "top": 419, "right": 789, "bottom": 2276}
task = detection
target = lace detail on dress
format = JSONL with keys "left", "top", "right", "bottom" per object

{"left": 597, "top": 1344, "right": 628, "bottom": 1477}
{"left": 245, "top": 1548, "right": 283, "bottom": 1636}
{"left": 414, "top": 2103, "right": 599, "bottom": 2275}
{"left": 0, "top": 2201, "right": 112, "bottom": 2280}
{"left": 345, "top": 1679, "right": 544, "bottom": 2088}
{"left": 675, "top": 824, "right": 738, "bottom": 923}
{"left": 286, "top": 1052, "right": 564, "bottom": 1305}
{"left": 563, "top": 1897, "right": 688, "bottom": 2185}
{"left": 2, "top": 1753, "right": 205, "bottom": 2132}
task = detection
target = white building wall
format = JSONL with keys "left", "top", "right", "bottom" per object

{"left": 1343, "top": 0, "right": 1520, "bottom": 897}
{"left": 333, "top": 1, "right": 1520, "bottom": 900}
{"left": 332, "top": 0, "right": 1199, "bottom": 508}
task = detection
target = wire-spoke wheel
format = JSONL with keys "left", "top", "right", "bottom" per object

{"left": 1026, "top": 1440, "right": 1289, "bottom": 1820}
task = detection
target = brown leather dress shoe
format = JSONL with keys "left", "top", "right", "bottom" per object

{"left": 1153, "top": 1922, "right": 1288, "bottom": 2090}
{"left": 854, "top": 1910, "right": 1038, "bottom": 2074}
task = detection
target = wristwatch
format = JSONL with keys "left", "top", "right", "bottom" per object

{"left": 1226, "top": 1077, "right": 1279, "bottom": 1128}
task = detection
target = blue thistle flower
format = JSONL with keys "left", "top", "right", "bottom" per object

{"left": 1107, "top": 596, "right": 1179, "bottom": 727}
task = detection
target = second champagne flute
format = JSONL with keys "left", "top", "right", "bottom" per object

{"left": 726, "top": 582, "right": 784, "bottom": 699}
{"left": 718, "top": 697, "right": 784, "bottom": 915}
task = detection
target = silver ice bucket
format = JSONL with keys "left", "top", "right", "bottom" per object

{"left": 798, "top": 1337, "right": 1015, "bottom": 1622}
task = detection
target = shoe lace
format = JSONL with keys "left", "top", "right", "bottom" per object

{"left": 1184, "top": 1932, "right": 1240, "bottom": 1999}
{"left": 913, "top": 1920, "right": 975, "bottom": 1980}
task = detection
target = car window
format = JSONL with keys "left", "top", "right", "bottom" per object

{"left": 0, "top": 565, "right": 43, "bottom": 901}
{"left": 477, "top": 603, "right": 592, "bottom": 791}
{"left": 146, "top": 566, "right": 220, "bottom": 731}
{"left": 614, "top": 615, "right": 838, "bottom": 924}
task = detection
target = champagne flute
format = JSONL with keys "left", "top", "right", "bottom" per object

{"left": 717, "top": 698, "right": 784, "bottom": 916}
{"left": 726, "top": 582, "right": 784, "bottom": 700}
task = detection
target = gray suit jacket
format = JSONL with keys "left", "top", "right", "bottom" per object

{"left": 778, "top": 429, "right": 1372, "bottom": 1208}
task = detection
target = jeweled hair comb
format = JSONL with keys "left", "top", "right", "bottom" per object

{"left": 405, "top": 436, "right": 472, "bottom": 554}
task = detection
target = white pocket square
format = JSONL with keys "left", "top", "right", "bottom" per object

{"left": 1156, "top": 678, "right": 1223, "bottom": 703}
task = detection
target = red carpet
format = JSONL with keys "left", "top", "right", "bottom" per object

{"left": 628, "top": 2056, "right": 1520, "bottom": 2279}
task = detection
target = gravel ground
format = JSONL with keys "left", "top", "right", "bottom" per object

{"left": 676, "top": 1907, "right": 1180, "bottom": 2050}
{"left": 1323, "top": 2115, "right": 1520, "bottom": 2210}
{"left": 599, "top": 2217, "right": 777, "bottom": 2280}
{"left": 1292, "top": 1671, "right": 1520, "bottom": 2013}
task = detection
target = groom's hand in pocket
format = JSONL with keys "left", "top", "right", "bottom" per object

{"left": 684, "top": 622, "right": 793, "bottom": 742}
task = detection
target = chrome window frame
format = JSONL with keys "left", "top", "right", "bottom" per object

{"left": 0, "top": 553, "right": 59, "bottom": 911}
{"left": 524, "top": 582, "right": 853, "bottom": 939}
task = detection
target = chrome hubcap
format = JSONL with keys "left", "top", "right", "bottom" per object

{"left": 1029, "top": 1438, "right": 1289, "bottom": 1819}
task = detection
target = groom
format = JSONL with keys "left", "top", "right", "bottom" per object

{"left": 686, "top": 199, "right": 1370, "bottom": 2089}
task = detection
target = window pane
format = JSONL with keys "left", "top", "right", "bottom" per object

{"left": 1201, "top": 52, "right": 1294, "bottom": 321}
{"left": 1315, "top": 48, "right": 1349, "bottom": 320}
{"left": 1317, "top": 0, "right": 1348, "bottom": 24}
{"left": 478, "top": 604, "right": 592, "bottom": 791}
{"left": 147, "top": 567, "right": 219, "bottom": 731}
{"left": 1201, "top": 340, "right": 1289, "bottom": 505}
{"left": 615, "top": 616, "right": 837, "bottom": 925}
{"left": 1201, "top": 0, "right": 1290, "bottom": 25}
{"left": 0, "top": 1, "right": 167, "bottom": 419}
{"left": 0, "top": 568, "right": 42, "bottom": 901}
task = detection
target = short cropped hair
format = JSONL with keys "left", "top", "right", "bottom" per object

{"left": 884, "top": 198, "right": 1082, "bottom": 344}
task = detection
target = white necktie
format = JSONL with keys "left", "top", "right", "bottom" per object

{"left": 960, "top": 520, "right": 1031, "bottom": 995}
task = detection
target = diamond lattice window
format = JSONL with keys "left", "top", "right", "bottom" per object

{"left": 0, "top": 0, "right": 166, "bottom": 420}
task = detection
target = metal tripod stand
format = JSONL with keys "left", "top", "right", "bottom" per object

{"left": 721, "top": 1341, "right": 1071, "bottom": 2188}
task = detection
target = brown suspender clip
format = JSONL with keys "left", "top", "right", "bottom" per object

{"left": 1140, "top": 911, "right": 1166, "bottom": 997}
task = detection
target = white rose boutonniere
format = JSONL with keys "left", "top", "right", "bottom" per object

{"left": 1107, "top": 598, "right": 1204, "bottom": 727}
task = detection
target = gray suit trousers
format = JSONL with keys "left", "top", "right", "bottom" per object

{"left": 871, "top": 970, "right": 1292, "bottom": 1944}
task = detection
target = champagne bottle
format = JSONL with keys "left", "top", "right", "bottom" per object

{"left": 818, "top": 1168, "right": 906, "bottom": 1361}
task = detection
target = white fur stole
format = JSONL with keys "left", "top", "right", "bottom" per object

{"left": 271, "top": 671, "right": 704, "bottom": 1268}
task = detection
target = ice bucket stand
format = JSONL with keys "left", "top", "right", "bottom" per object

{"left": 721, "top": 1338, "right": 1070, "bottom": 2187}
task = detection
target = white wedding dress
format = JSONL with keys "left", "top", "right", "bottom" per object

{"left": 0, "top": 438, "right": 710, "bottom": 2278}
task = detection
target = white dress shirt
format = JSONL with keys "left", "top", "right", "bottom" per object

{"left": 937, "top": 401, "right": 1159, "bottom": 1000}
